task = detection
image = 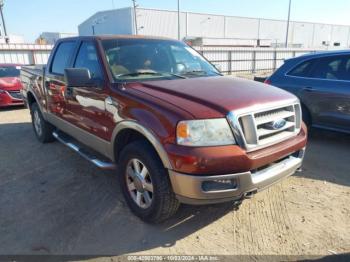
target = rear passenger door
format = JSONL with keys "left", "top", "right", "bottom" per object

{"left": 306, "top": 55, "right": 350, "bottom": 131}
{"left": 45, "top": 41, "right": 77, "bottom": 119}
{"left": 64, "top": 40, "right": 111, "bottom": 141}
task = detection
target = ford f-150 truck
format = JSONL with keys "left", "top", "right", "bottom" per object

{"left": 21, "top": 36, "right": 307, "bottom": 223}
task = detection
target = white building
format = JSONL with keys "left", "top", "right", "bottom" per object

{"left": 0, "top": 35, "right": 24, "bottom": 44}
{"left": 79, "top": 7, "right": 350, "bottom": 48}
{"left": 36, "top": 32, "right": 78, "bottom": 45}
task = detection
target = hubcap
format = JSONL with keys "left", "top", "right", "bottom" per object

{"left": 126, "top": 158, "right": 154, "bottom": 209}
{"left": 33, "top": 110, "right": 42, "bottom": 136}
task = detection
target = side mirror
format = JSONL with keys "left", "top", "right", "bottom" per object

{"left": 64, "top": 68, "right": 99, "bottom": 87}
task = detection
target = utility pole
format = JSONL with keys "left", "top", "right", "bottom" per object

{"left": 132, "top": 0, "right": 138, "bottom": 35}
{"left": 177, "top": 0, "right": 180, "bottom": 40}
{"left": 0, "top": 0, "right": 8, "bottom": 38}
{"left": 285, "top": 0, "right": 292, "bottom": 48}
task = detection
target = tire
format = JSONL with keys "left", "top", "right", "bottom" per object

{"left": 118, "top": 140, "right": 180, "bottom": 223}
{"left": 30, "top": 103, "right": 55, "bottom": 143}
{"left": 301, "top": 104, "right": 312, "bottom": 128}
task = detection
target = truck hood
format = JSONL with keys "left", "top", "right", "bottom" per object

{"left": 127, "top": 76, "right": 297, "bottom": 119}
{"left": 0, "top": 77, "right": 22, "bottom": 91}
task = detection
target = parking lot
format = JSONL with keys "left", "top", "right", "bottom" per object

{"left": 0, "top": 107, "right": 349, "bottom": 258}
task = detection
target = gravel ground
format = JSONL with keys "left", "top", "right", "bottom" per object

{"left": 0, "top": 107, "right": 349, "bottom": 260}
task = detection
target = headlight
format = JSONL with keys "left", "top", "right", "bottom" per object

{"left": 176, "top": 119, "right": 235, "bottom": 146}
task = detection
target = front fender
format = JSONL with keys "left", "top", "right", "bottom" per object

{"left": 111, "top": 121, "right": 173, "bottom": 169}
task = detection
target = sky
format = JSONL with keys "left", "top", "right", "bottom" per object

{"left": 3, "top": 0, "right": 350, "bottom": 42}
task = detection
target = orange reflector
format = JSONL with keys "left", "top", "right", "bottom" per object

{"left": 177, "top": 122, "right": 189, "bottom": 139}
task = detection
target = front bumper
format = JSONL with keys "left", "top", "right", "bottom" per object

{"left": 169, "top": 148, "right": 305, "bottom": 205}
{"left": 0, "top": 91, "right": 24, "bottom": 107}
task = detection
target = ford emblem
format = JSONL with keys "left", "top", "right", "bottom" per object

{"left": 264, "top": 119, "right": 287, "bottom": 130}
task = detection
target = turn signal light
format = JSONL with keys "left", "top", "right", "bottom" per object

{"left": 176, "top": 122, "right": 189, "bottom": 139}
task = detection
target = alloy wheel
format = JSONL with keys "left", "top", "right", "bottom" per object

{"left": 125, "top": 158, "right": 154, "bottom": 209}
{"left": 33, "top": 110, "right": 43, "bottom": 137}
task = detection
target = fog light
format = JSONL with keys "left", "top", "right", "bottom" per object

{"left": 202, "top": 179, "right": 238, "bottom": 192}
{"left": 292, "top": 148, "right": 305, "bottom": 159}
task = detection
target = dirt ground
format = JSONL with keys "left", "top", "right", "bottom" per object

{"left": 0, "top": 107, "right": 349, "bottom": 260}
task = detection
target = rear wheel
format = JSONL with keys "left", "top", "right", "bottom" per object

{"left": 30, "top": 103, "right": 55, "bottom": 143}
{"left": 118, "top": 140, "right": 180, "bottom": 223}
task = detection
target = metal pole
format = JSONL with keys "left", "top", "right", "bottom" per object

{"left": 177, "top": 0, "right": 180, "bottom": 40}
{"left": 0, "top": 0, "right": 8, "bottom": 37}
{"left": 92, "top": 25, "right": 95, "bottom": 35}
{"left": 285, "top": 0, "right": 292, "bottom": 48}
{"left": 132, "top": 0, "right": 138, "bottom": 35}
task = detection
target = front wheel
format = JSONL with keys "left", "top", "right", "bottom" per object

{"left": 118, "top": 140, "right": 180, "bottom": 223}
{"left": 30, "top": 103, "right": 55, "bottom": 143}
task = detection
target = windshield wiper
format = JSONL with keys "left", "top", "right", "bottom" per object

{"left": 168, "top": 73, "right": 187, "bottom": 79}
{"left": 116, "top": 70, "right": 161, "bottom": 78}
{"left": 182, "top": 70, "right": 207, "bottom": 75}
{"left": 182, "top": 70, "right": 222, "bottom": 76}
{"left": 116, "top": 70, "right": 187, "bottom": 79}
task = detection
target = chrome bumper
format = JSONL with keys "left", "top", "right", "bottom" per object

{"left": 169, "top": 149, "right": 305, "bottom": 205}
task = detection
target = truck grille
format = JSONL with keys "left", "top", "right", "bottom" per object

{"left": 227, "top": 101, "right": 302, "bottom": 152}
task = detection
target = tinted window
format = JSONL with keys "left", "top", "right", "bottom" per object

{"left": 288, "top": 59, "right": 315, "bottom": 77}
{"left": 310, "top": 55, "right": 350, "bottom": 81}
{"left": 74, "top": 42, "right": 103, "bottom": 80}
{"left": 0, "top": 66, "right": 20, "bottom": 78}
{"left": 51, "top": 42, "right": 75, "bottom": 75}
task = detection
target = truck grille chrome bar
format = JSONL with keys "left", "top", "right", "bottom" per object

{"left": 227, "top": 100, "right": 302, "bottom": 152}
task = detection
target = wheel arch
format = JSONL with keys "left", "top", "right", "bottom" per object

{"left": 27, "top": 91, "right": 37, "bottom": 107}
{"left": 111, "top": 121, "right": 172, "bottom": 169}
{"left": 27, "top": 90, "right": 47, "bottom": 114}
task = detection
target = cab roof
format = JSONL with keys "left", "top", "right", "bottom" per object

{"left": 58, "top": 35, "right": 179, "bottom": 42}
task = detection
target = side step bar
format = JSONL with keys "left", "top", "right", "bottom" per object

{"left": 52, "top": 131, "right": 116, "bottom": 170}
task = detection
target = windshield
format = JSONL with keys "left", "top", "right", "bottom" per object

{"left": 102, "top": 39, "right": 220, "bottom": 82}
{"left": 0, "top": 66, "right": 20, "bottom": 78}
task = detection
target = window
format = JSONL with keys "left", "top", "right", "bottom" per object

{"left": 287, "top": 59, "right": 316, "bottom": 77}
{"left": 74, "top": 42, "right": 103, "bottom": 80}
{"left": 51, "top": 42, "right": 76, "bottom": 75}
{"left": 310, "top": 55, "right": 350, "bottom": 81}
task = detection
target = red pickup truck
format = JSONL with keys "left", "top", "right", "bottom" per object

{"left": 21, "top": 36, "right": 307, "bottom": 223}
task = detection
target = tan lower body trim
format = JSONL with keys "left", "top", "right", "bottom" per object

{"left": 46, "top": 113, "right": 114, "bottom": 161}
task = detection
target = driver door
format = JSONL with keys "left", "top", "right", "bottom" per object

{"left": 64, "top": 40, "right": 111, "bottom": 141}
